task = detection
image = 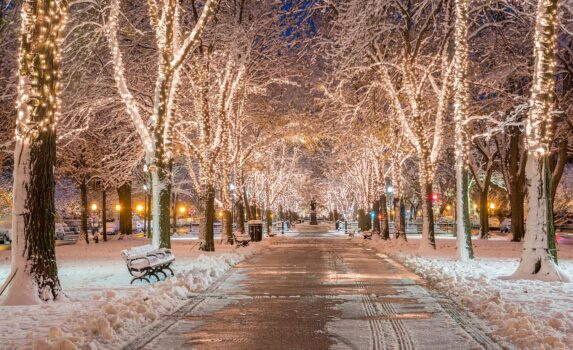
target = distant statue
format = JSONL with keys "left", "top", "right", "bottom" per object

{"left": 310, "top": 198, "right": 317, "bottom": 212}
{"left": 310, "top": 199, "right": 318, "bottom": 225}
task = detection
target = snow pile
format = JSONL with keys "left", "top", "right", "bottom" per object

{"left": 12, "top": 251, "right": 252, "bottom": 350}
{"left": 372, "top": 240, "right": 573, "bottom": 349}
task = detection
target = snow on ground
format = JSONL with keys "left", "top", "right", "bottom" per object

{"left": 0, "top": 235, "right": 270, "bottom": 350}
{"left": 365, "top": 237, "right": 573, "bottom": 349}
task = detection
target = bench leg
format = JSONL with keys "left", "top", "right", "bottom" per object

{"left": 131, "top": 276, "right": 150, "bottom": 284}
{"left": 156, "top": 269, "right": 167, "bottom": 279}
{"left": 146, "top": 271, "right": 160, "bottom": 282}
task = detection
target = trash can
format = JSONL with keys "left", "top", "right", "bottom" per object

{"left": 248, "top": 220, "right": 263, "bottom": 242}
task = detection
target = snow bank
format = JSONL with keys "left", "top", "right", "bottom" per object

{"left": 1, "top": 240, "right": 266, "bottom": 350}
{"left": 369, "top": 239, "right": 573, "bottom": 349}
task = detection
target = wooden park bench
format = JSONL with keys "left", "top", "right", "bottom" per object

{"left": 121, "top": 244, "right": 175, "bottom": 284}
{"left": 233, "top": 231, "right": 251, "bottom": 247}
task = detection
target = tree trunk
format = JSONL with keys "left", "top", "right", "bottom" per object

{"left": 151, "top": 169, "right": 171, "bottom": 248}
{"left": 117, "top": 183, "right": 132, "bottom": 236}
{"left": 419, "top": 179, "right": 436, "bottom": 253}
{"left": 146, "top": 188, "right": 152, "bottom": 238}
{"left": 372, "top": 199, "right": 381, "bottom": 234}
{"left": 510, "top": 185, "right": 525, "bottom": 242}
{"left": 222, "top": 209, "right": 233, "bottom": 244}
{"left": 80, "top": 179, "right": 89, "bottom": 244}
{"left": 265, "top": 209, "right": 272, "bottom": 235}
{"left": 200, "top": 184, "right": 216, "bottom": 251}
{"left": 236, "top": 198, "right": 245, "bottom": 234}
{"left": 511, "top": 155, "right": 567, "bottom": 280}
{"left": 2, "top": 0, "right": 68, "bottom": 304}
{"left": 171, "top": 192, "right": 177, "bottom": 235}
{"left": 479, "top": 189, "right": 489, "bottom": 239}
{"left": 456, "top": 168, "right": 474, "bottom": 259}
{"left": 551, "top": 138, "right": 568, "bottom": 203}
{"left": 453, "top": 0, "right": 474, "bottom": 260}
{"left": 358, "top": 208, "right": 370, "bottom": 232}
{"left": 243, "top": 187, "right": 252, "bottom": 220}
{"left": 102, "top": 189, "right": 107, "bottom": 242}
{"left": 394, "top": 196, "right": 407, "bottom": 241}
{"left": 506, "top": 127, "right": 527, "bottom": 242}
{"left": 412, "top": 203, "right": 418, "bottom": 221}
{"left": 380, "top": 194, "right": 390, "bottom": 239}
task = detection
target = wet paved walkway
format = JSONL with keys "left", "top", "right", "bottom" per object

{"left": 134, "top": 226, "right": 497, "bottom": 349}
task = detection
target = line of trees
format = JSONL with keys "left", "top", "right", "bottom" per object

{"left": 0, "top": 0, "right": 317, "bottom": 304}
{"left": 325, "top": 0, "right": 572, "bottom": 281}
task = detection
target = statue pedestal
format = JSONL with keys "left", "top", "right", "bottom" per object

{"left": 310, "top": 211, "right": 318, "bottom": 225}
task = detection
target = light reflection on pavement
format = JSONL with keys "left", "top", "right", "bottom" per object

{"left": 139, "top": 225, "right": 497, "bottom": 350}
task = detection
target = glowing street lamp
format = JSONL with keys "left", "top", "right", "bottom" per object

{"left": 91, "top": 203, "right": 98, "bottom": 211}
{"left": 446, "top": 204, "right": 451, "bottom": 211}
{"left": 115, "top": 204, "right": 121, "bottom": 212}
{"left": 179, "top": 206, "right": 186, "bottom": 214}
{"left": 489, "top": 202, "right": 495, "bottom": 210}
{"left": 136, "top": 204, "right": 144, "bottom": 213}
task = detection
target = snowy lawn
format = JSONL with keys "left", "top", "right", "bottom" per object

{"left": 0, "top": 236, "right": 270, "bottom": 350}
{"left": 366, "top": 237, "right": 573, "bottom": 349}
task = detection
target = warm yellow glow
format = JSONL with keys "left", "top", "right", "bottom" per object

{"left": 179, "top": 206, "right": 186, "bottom": 214}
{"left": 446, "top": 205, "right": 451, "bottom": 211}
{"left": 91, "top": 203, "right": 97, "bottom": 211}
{"left": 489, "top": 203, "right": 495, "bottom": 210}
{"left": 115, "top": 204, "right": 121, "bottom": 212}
{"left": 473, "top": 204, "right": 477, "bottom": 210}
{"left": 218, "top": 211, "right": 223, "bottom": 218}
{"left": 136, "top": 204, "right": 144, "bottom": 213}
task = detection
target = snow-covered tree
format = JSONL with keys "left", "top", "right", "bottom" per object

{"left": 3, "top": 0, "right": 69, "bottom": 304}
{"left": 107, "top": 0, "right": 220, "bottom": 248}
{"left": 510, "top": 0, "right": 569, "bottom": 282}
{"left": 452, "top": 0, "right": 474, "bottom": 260}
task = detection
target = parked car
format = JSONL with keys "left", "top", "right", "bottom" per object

{"left": 133, "top": 221, "right": 144, "bottom": 232}
{"left": 101, "top": 220, "right": 143, "bottom": 234}
{"left": 488, "top": 217, "right": 500, "bottom": 230}
{"left": 55, "top": 223, "right": 66, "bottom": 240}
{"left": 106, "top": 221, "right": 118, "bottom": 235}
{"left": 0, "top": 229, "right": 11, "bottom": 244}
{"left": 500, "top": 218, "right": 511, "bottom": 233}
{"left": 64, "top": 219, "right": 81, "bottom": 234}
{"left": 557, "top": 233, "right": 573, "bottom": 245}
